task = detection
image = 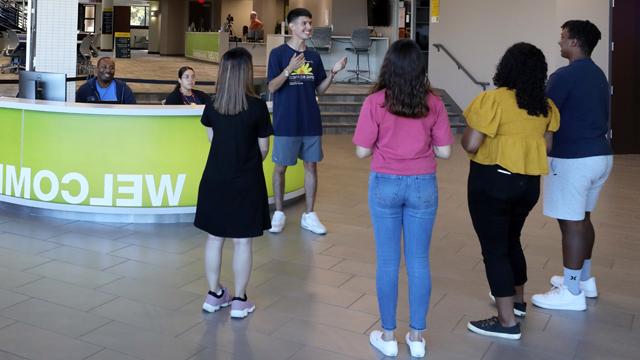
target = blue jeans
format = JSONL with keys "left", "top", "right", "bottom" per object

{"left": 368, "top": 171, "right": 438, "bottom": 331}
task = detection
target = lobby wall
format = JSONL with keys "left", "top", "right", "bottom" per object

{"left": 148, "top": 0, "right": 160, "bottom": 53}
{"left": 428, "top": 0, "right": 610, "bottom": 109}
{"left": 220, "top": 0, "right": 253, "bottom": 35}
{"left": 159, "top": 0, "right": 188, "bottom": 55}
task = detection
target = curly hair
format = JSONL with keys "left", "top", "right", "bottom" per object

{"left": 493, "top": 42, "right": 550, "bottom": 117}
{"left": 371, "top": 39, "right": 431, "bottom": 118}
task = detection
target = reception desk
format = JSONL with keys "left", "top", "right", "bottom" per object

{"left": 185, "top": 32, "right": 230, "bottom": 63}
{"left": 184, "top": 32, "right": 267, "bottom": 66}
{"left": 0, "top": 98, "right": 304, "bottom": 222}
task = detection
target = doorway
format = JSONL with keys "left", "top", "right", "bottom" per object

{"left": 611, "top": 1, "right": 640, "bottom": 154}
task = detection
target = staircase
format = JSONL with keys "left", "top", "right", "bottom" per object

{"left": 319, "top": 88, "right": 466, "bottom": 134}
{"left": 127, "top": 87, "right": 466, "bottom": 134}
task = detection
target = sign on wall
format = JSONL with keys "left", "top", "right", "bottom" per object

{"left": 431, "top": 0, "right": 440, "bottom": 23}
{"left": 102, "top": 8, "right": 113, "bottom": 34}
{"left": 115, "top": 32, "right": 131, "bottom": 58}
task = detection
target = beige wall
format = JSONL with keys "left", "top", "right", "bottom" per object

{"left": 428, "top": 0, "right": 610, "bottom": 109}
{"left": 289, "top": 0, "right": 332, "bottom": 26}
{"left": 221, "top": 0, "right": 253, "bottom": 35}
{"left": 331, "top": 0, "right": 366, "bottom": 36}
{"left": 148, "top": 0, "right": 160, "bottom": 53}
{"left": 252, "top": 0, "right": 279, "bottom": 35}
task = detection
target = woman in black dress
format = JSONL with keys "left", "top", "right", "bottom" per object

{"left": 194, "top": 48, "right": 272, "bottom": 318}
{"left": 164, "top": 66, "right": 211, "bottom": 105}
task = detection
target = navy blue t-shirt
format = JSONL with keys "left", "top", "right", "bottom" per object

{"left": 546, "top": 58, "right": 612, "bottom": 158}
{"left": 267, "top": 44, "right": 327, "bottom": 136}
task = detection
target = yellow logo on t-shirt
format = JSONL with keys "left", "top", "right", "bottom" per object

{"left": 292, "top": 62, "right": 313, "bottom": 75}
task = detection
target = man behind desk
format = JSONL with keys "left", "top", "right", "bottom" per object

{"left": 76, "top": 57, "right": 136, "bottom": 104}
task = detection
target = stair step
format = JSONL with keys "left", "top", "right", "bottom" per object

{"left": 318, "top": 101, "right": 363, "bottom": 106}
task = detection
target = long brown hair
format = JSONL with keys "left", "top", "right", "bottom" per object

{"left": 371, "top": 39, "right": 430, "bottom": 118}
{"left": 213, "top": 48, "right": 256, "bottom": 115}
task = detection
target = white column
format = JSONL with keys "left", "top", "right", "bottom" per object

{"left": 34, "top": 0, "right": 79, "bottom": 101}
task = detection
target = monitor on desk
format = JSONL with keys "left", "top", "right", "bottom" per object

{"left": 18, "top": 71, "right": 67, "bottom": 102}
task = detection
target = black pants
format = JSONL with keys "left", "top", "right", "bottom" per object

{"left": 467, "top": 161, "right": 540, "bottom": 297}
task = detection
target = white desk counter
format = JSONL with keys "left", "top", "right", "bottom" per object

{"left": 0, "top": 97, "right": 303, "bottom": 223}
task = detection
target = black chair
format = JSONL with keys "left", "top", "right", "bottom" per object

{"left": 345, "top": 28, "right": 372, "bottom": 83}
{"left": 310, "top": 26, "right": 332, "bottom": 53}
{"left": 76, "top": 36, "right": 94, "bottom": 75}
{"left": 1, "top": 29, "right": 25, "bottom": 74}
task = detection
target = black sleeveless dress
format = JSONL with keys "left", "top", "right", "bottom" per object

{"left": 194, "top": 96, "right": 273, "bottom": 238}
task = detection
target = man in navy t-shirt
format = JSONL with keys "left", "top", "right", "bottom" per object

{"left": 532, "top": 20, "right": 613, "bottom": 312}
{"left": 266, "top": 8, "right": 347, "bottom": 235}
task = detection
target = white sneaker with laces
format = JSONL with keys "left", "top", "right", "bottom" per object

{"left": 369, "top": 330, "right": 397, "bottom": 357}
{"left": 531, "top": 285, "right": 587, "bottom": 311}
{"left": 269, "top": 211, "right": 286, "bottom": 233}
{"left": 300, "top": 212, "right": 327, "bottom": 235}
{"left": 405, "top": 333, "right": 426, "bottom": 358}
{"left": 550, "top": 275, "right": 598, "bottom": 298}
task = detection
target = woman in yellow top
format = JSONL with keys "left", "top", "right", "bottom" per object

{"left": 462, "top": 42, "right": 560, "bottom": 340}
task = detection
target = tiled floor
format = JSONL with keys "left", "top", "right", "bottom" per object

{"left": 0, "top": 134, "right": 639, "bottom": 360}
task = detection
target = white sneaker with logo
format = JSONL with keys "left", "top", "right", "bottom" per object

{"left": 269, "top": 211, "right": 286, "bottom": 233}
{"left": 300, "top": 212, "right": 327, "bottom": 235}
{"left": 550, "top": 275, "right": 598, "bottom": 298}
{"left": 369, "top": 330, "right": 398, "bottom": 357}
{"left": 531, "top": 285, "right": 587, "bottom": 311}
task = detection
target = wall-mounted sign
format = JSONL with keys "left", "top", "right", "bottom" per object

{"left": 431, "top": 0, "right": 440, "bottom": 23}
{"left": 102, "top": 8, "right": 113, "bottom": 34}
{"left": 114, "top": 32, "right": 131, "bottom": 58}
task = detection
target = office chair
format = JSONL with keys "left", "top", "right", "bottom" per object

{"left": 1, "top": 29, "right": 24, "bottom": 74}
{"left": 310, "top": 26, "right": 332, "bottom": 53}
{"left": 76, "top": 36, "right": 94, "bottom": 75}
{"left": 89, "top": 34, "right": 100, "bottom": 57}
{"left": 345, "top": 28, "right": 372, "bottom": 83}
{"left": 0, "top": 31, "right": 8, "bottom": 56}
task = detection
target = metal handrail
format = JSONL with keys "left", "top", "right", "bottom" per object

{"left": 433, "top": 43, "right": 490, "bottom": 90}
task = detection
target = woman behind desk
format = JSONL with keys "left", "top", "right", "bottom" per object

{"left": 164, "top": 66, "right": 210, "bottom": 105}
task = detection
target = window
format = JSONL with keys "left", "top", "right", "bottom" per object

{"left": 130, "top": 6, "right": 149, "bottom": 27}
{"left": 79, "top": 4, "right": 96, "bottom": 33}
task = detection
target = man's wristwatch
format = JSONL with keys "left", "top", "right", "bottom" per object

{"left": 283, "top": 69, "right": 290, "bottom": 78}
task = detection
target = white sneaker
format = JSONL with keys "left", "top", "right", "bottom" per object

{"left": 369, "top": 330, "right": 398, "bottom": 357}
{"left": 269, "top": 211, "right": 286, "bottom": 233}
{"left": 300, "top": 212, "right": 327, "bottom": 235}
{"left": 531, "top": 285, "right": 587, "bottom": 311}
{"left": 405, "top": 333, "right": 426, "bottom": 358}
{"left": 550, "top": 275, "right": 598, "bottom": 298}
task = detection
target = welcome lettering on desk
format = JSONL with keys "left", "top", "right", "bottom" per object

{"left": 0, "top": 164, "right": 186, "bottom": 207}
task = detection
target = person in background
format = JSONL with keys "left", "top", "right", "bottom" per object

{"left": 194, "top": 47, "right": 273, "bottom": 319}
{"left": 267, "top": 8, "right": 347, "bottom": 235}
{"left": 164, "top": 66, "right": 210, "bottom": 105}
{"left": 353, "top": 39, "right": 453, "bottom": 358}
{"left": 532, "top": 20, "right": 613, "bottom": 311}
{"left": 249, "top": 11, "right": 263, "bottom": 32}
{"left": 76, "top": 57, "right": 136, "bottom": 104}
{"left": 462, "top": 42, "right": 560, "bottom": 340}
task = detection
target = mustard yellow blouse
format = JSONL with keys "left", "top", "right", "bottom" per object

{"left": 463, "top": 88, "right": 560, "bottom": 175}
